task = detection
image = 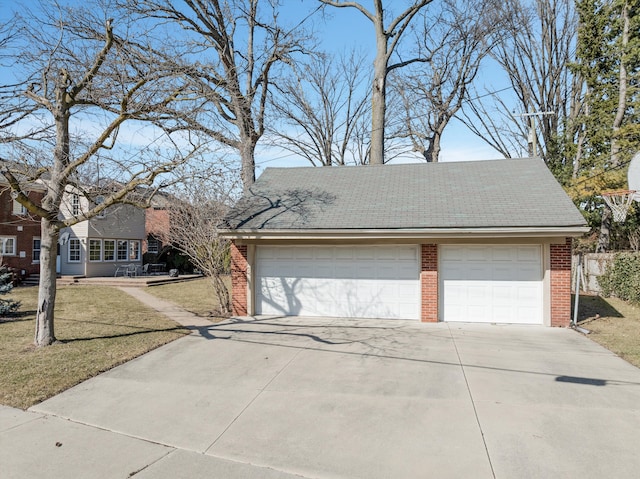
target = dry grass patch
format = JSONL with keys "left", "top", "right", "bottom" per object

{"left": 577, "top": 294, "right": 640, "bottom": 369}
{"left": 0, "top": 285, "right": 189, "bottom": 410}
{"left": 147, "top": 276, "right": 229, "bottom": 320}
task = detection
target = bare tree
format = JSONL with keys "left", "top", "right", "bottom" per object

{"left": 458, "top": 0, "right": 579, "bottom": 171}
{"left": 159, "top": 167, "right": 238, "bottom": 315}
{"left": 268, "top": 51, "right": 371, "bottom": 166}
{"left": 0, "top": 3, "right": 200, "bottom": 347}
{"left": 389, "top": 0, "right": 501, "bottom": 162}
{"left": 319, "top": 0, "right": 432, "bottom": 165}
{"left": 125, "top": 0, "right": 308, "bottom": 191}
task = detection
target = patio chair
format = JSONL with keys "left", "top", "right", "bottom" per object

{"left": 125, "top": 264, "right": 138, "bottom": 277}
{"left": 141, "top": 263, "right": 150, "bottom": 276}
{"left": 114, "top": 264, "right": 127, "bottom": 277}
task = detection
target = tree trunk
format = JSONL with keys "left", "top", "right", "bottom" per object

{"left": 34, "top": 218, "right": 59, "bottom": 347}
{"left": 596, "top": 206, "right": 612, "bottom": 253}
{"left": 369, "top": 37, "right": 388, "bottom": 165}
{"left": 426, "top": 132, "right": 442, "bottom": 163}
{"left": 610, "top": 0, "right": 629, "bottom": 167}
{"left": 240, "top": 136, "right": 256, "bottom": 192}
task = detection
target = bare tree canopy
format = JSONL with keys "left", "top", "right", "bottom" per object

{"left": 319, "top": 0, "right": 433, "bottom": 165}
{"left": 159, "top": 164, "right": 238, "bottom": 314}
{"left": 268, "top": 50, "right": 371, "bottom": 166}
{"left": 0, "top": 2, "right": 203, "bottom": 346}
{"left": 389, "top": 0, "right": 502, "bottom": 163}
{"left": 123, "top": 0, "right": 309, "bottom": 191}
{"left": 458, "top": 0, "right": 579, "bottom": 171}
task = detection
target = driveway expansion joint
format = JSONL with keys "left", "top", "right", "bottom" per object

{"left": 448, "top": 323, "right": 497, "bottom": 479}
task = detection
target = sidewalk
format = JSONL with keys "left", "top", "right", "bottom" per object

{"left": 118, "top": 286, "right": 216, "bottom": 329}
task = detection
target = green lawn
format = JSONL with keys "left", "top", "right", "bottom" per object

{"left": 146, "top": 276, "right": 230, "bottom": 320}
{"left": 576, "top": 294, "right": 640, "bottom": 368}
{"left": 0, "top": 286, "right": 189, "bottom": 409}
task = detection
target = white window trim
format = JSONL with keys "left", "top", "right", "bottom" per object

{"left": 32, "top": 237, "right": 41, "bottom": 264}
{"left": 89, "top": 239, "right": 102, "bottom": 262}
{"left": 71, "top": 194, "right": 80, "bottom": 216}
{"left": 12, "top": 200, "right": 27, "bottom": 216}
{"left": 0, "top": 236, "right": 16, "bottom": 256}
{"left": 95, "top": 196, "right": 106, "bottom": 218}
{"left": 103, "top": 239, "right": 116, "bottom": 262}
{"left": 117, "top": 240, "right": 128, "bottom": 261}
{"left": 68, "top": 238, "right": 81, "bottom": 263}
{"left": 129, "top": 240, "right": 141, "bottom": 261}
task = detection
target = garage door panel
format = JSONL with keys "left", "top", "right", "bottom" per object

{"left": 441, "top": 245, "right": 543, "bottom": 325}
{"left": 492, "top": 246, "right": 514, "bottom": 261}
{"left": 517, "top": 246, "right": 540, "bottom": 261}
{"left": 257, "top": 246, "right": 420, "bottom": 320}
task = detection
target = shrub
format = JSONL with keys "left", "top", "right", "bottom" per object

{"left": 598, "top": 252, "right": 640, "bottom": 304}
{"left": 0, "top": 265, "right": 20, "bottom": 315}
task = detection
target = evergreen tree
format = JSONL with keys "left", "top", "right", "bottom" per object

{"left": 0, "top": 264, "right": 20, "bottom": 315}
{"left": 570, "top": 0, "right": 640, "bottom": 251}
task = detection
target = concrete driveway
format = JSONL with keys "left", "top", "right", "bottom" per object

{"left": 3, "top": 317, "right": 640, "bottom": 478}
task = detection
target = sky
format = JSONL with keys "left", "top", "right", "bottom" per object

{"left": 0, "top": 0, "right": 516, "bottom": 177}
{"left": 253, "top": 1, "right": 513, "bottom": 173}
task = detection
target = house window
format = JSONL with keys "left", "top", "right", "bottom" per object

{"left": 72, "top": 194, "right": 80, "bottom": 216}
{"left": 0, "top": 237, "right": 16, "bottom": 256}
{"left": 12, "top": 200, "right": 27, "bottom": 215}
{"left": 147, "top": 237, "right": 159, "bottom": 254}
{"left": 33, "top": 238, "right": 41, "bottom": 263}
{"left": 68, "top": 239, "right": 81, "bottom": 262}
{"left": 89, "top": 239, "right": 102, "bottom": 261}
{"left": 117, "top": 240, "right": 128, "bottom": 261}
{"left": 103, "top": 239, "right": 115, "bottom": 261}
{"left": 129, "top": 240, "right": 140, "bottom": 261}
{"left": 95, "top": 196, "right": 106, "bottom": 218}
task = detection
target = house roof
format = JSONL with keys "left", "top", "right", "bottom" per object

{"left": 221, "top": 158, "right": 588, "bottom": 238}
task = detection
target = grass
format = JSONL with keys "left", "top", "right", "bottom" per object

{"left": 146, "top": 276, "right": 230, "bottom": 320}
{"left": 0, "top": 285, "right": 190, "bottom": 410}
{"left": 577, "top": 294, "right": 640, "bottom": 368}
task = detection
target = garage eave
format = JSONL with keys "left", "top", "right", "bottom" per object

{"left": 219, "top": 226, "right": 590, "bottom": 241}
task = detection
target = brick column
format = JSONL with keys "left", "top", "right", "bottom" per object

{"left": 550, "top": 238, "right": 572, "bottom": 327}
{"left": 421, "top": 244, "right": 438, "bottom": 322}
{"left": 230, "top": 242, "right": 248, "bottom": 316}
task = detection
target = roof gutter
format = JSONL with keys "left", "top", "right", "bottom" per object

{"left": 219, "top": 226, "right": 590, "bottom": 241}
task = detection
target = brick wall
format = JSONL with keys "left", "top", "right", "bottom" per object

{"left": 0, "top": 189, "right": 43, "bottom": 276}
{"left": 230, "top": 242, "right": 248, "bottom": 316}
{"left": 421, "top": 244, "right": 438, "bottom": 322}
{"left": 550, "top": 237, "right": 572, "bottom": 327}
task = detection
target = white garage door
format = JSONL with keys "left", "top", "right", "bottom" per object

{"left": 440, "top": 245, "right": 543, "bottom": 324}
{"left": 256, "top": 245, "right": 420, "bottom": 319}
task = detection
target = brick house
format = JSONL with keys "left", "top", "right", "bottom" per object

{"left": 0, "top": 185, "right": 46, "bottom": 278}
{"left": 220, "top": 158, "right": 588, "bottom": 327}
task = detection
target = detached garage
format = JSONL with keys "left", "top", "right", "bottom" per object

{"left": 221, "top": 158, "right": 588, "bottom": 326}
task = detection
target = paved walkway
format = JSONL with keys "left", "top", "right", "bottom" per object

{"left": 2, "top": 299, "right": 640, "bottom": 478}
{"left": 118, "top": 287, "right": 215, "bottom": 329}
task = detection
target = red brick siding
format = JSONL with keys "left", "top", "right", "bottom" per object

{"left": 230, "top": 242, "right": 248, "bottom": 316}
{"left": 421, "top": 244, "right": 438, "bottom": 322}
{"left": 144, "top": 208, "right": 170, "bottom": 254}
{"left": 550, "top": 238, "right": 572, "bottom": 327}
{"left": 0, "top": 189, "right": 44, "bottom": 276}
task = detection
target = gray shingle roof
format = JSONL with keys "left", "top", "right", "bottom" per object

{"left": 223, "top": 158, "right": 587, "bottom": 231}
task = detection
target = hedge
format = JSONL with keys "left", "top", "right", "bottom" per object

{"left": 598, "top": 252, "right": 640, "bottom": 304}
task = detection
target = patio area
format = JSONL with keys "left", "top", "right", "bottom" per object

{"left": 56, "top": 273, "right": 203, "bottom": 288}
